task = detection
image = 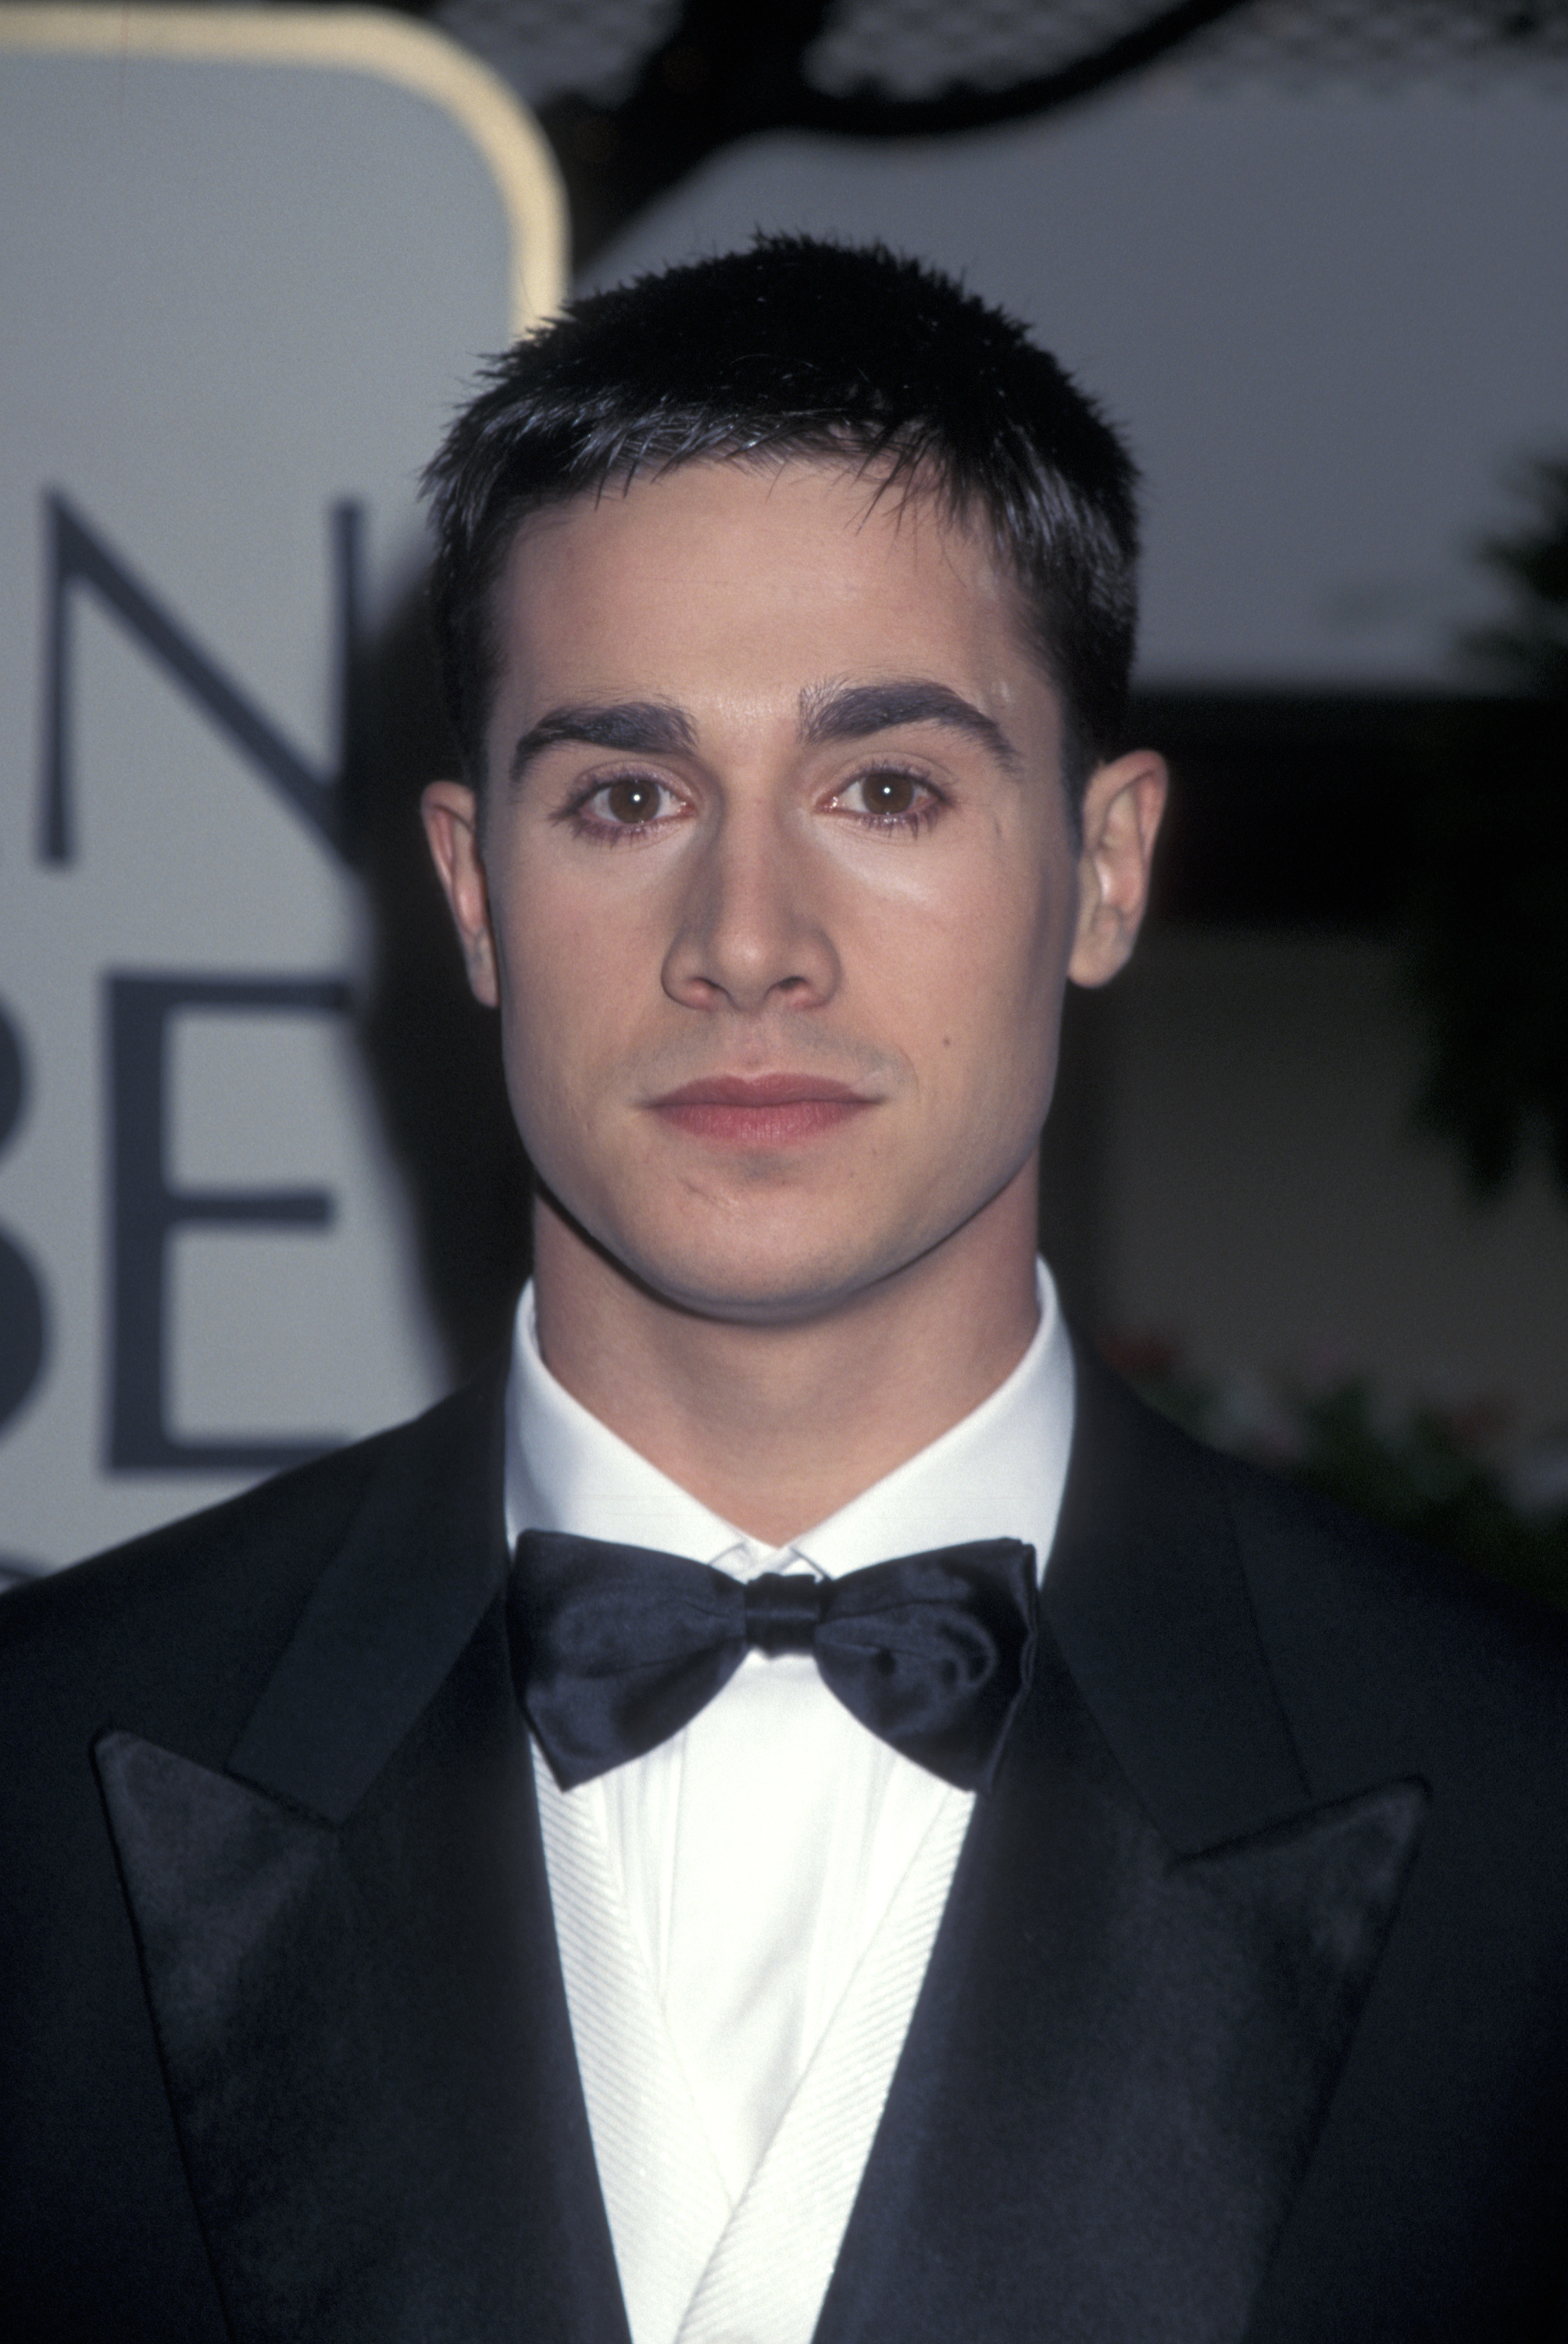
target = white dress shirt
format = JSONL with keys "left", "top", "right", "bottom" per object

{"left": 505, "top": 1265, "right": 1076, "bottom": 2344}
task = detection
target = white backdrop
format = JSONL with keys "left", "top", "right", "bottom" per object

{"left": 0, "top": 7, "right": 565, "bottom": 1571}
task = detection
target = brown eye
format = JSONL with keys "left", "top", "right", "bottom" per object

{"left": 859, "top": 770, "right": 919, "bottom": 817}
{"left": 603, "top": 777, "right": 663, "bottom": 824}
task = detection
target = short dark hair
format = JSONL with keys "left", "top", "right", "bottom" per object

{"left": 423, "top": 235, "right": 1140, "bottom": 812}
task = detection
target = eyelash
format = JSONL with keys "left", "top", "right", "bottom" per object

{"left": 832, "top": 766, "right": 948, "bottom": 836}
{"left": 556, "top": 770, "right": 686, "bottom": 845}
{"left": 554, "top": 762, "right": 950, "bottom": 844}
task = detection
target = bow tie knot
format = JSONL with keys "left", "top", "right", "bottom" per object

{"left": 743, "top": 1570, "right": 828, "bottom": 1656}
{"left": 509, "top": 1531, "right": 1038, "bottom": 1794}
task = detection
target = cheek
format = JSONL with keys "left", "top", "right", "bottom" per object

{"left": 487, "top": 874, "right": 581, "bottom": 1074}
{"left": 922, "top": 881, "right": 1072, "bottom": 1128}
{"left": 898, "top": 849, "right": 1070, "bottom": 1024}
{"left": 490, "top": 871, "right": 652, "bottom": 1126}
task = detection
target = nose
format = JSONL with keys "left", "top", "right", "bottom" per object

{"left": 660, "top": 806, "right": 840, "bottom": 1016}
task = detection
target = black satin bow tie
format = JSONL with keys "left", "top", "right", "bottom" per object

{"left": 509, "top": 1530, "right": 1038, "bottom": 1794}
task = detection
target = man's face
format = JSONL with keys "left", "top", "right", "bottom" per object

{"left": 427, "top": 457, "right": 1155, "bottom": 1326}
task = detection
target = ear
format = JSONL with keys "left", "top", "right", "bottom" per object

{"left": 1066, "top": 750, "right": 1168, "bottom": 988}
{"left": 421, "top": 781, "right": 499, "bottom": 1008}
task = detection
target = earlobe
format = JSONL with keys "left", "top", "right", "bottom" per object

{"left": 420, "top": 781, "right": 500, "bottom": 1008}
{"left": 1066, "top": 750, "right": 1168, "bottom": 989}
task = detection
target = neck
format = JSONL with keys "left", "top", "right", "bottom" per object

{"left": 530, "top": 1163, "right": 1043, "bottom": 1546}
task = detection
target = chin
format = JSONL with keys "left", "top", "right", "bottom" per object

{"left": 609, "top": 1206, "right": 953, "bottom": 1330}
{"left": 631, "top": 1251, "right": 874, "bottom": 1327}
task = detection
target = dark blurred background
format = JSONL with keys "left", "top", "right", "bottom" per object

{"left": 322, "top": 0, "right": 1568, "bottom": 1596}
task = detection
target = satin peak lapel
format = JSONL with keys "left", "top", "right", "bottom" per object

{"left": 818, "top": 1633, "right": 1425, "bottom": 2344}
{"left": 818, "top": 1359, "right": 1427, "bottom": 2344}
{"left": 95, "top": 1380, "right": 630, "bottom": 2344}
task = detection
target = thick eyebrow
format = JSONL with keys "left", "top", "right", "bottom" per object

{"left": 798, "top": 678, "right": 1022, "bottom": 774}
{"left": 508, "top": 700, "right": 696, "bottom": 784}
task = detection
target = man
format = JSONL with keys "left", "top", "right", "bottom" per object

{"left": 2, "top": 238, "right": 1566, "bottom": 2342}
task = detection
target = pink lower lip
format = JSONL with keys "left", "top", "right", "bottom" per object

{"left": 653, "top": 1096, "right": 871, "bottom": 1145}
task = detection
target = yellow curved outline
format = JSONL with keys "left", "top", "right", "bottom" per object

{"left": 0, "top": 5, "right": 567, "bottom": 334}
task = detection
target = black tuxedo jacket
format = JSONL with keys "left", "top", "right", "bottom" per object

{"left": 3, "top": 1347, "right": 1567, "bottom": 2342}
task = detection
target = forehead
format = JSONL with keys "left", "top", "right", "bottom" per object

{"left": 487, "top": 457, "right": 1044, "bottom": 726}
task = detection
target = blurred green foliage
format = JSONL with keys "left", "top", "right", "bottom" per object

{"left": 1123, "top": 456, "right": 1568, "bottom": 1617}
{"left": 1124, "top": 1352, "right": 1568, "bottom": 1613}
{"left": 1408, "top": 454, "right": 1568, "bottom": 1195}
{"left": 1465, "top": 455, "right": 1568, "bottom": 702}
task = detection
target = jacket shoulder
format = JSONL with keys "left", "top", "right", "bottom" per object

{"left": 1213, "top": 1433, "right": 1568, "bottom": 1794}
{"left": 0, "top": 1374, "right": 497, "bottom": 1765}
{"left": 1072, "top": 1345, "right": 1568, "bottom": 1795}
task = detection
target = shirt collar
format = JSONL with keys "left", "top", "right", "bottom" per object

{"left": 504, "top": 1262, "right": 1075, "bottom": 1585}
